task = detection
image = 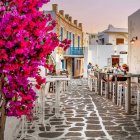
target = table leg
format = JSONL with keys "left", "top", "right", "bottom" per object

{"left": 98, "top": 79, "right": 100, "bottom": 95}
{"left": 115, "top": 76, "right": 118, "bottom": 104}
{"left": 137, "top": 90, "right": 140, "bottom": 120}
{"left": 107, "top": 74, "right": 109, "bottom": 99}
{"left": 90, "top": 78, "right": 92, "bottom": 91}
{"left": 125, "top": 77, "right": 131, "bottom": 114}
{"left": 98, "top": 73, "right": 100, "bottom": 95}
{"left": 55, "top": 81, "right": 61, "bottom": 118}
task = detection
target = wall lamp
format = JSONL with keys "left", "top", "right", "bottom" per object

{"left": 130, "top": 36, "right": 138, "bottom": 45}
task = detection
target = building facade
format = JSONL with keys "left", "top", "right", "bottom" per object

{"left": 97, "top": 24, "right": 128, "bottom": 45}
{"left": 45, "top": 4, "right": 84, "bottom": 78}
{"left": 128, "top": 9, "right": 140, "bottom": 74}
{"left": 83, "top": 25, "right": 128, "bottom": 78}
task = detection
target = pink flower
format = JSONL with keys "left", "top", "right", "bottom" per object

{"left": 0, "top": 0, "right": 71, "bottom": 118}
{"left": 15, "top": 105, "right": 28, "bottom": 116}
{"left": 15, "top": 49, "right": 24, "bottom": 54}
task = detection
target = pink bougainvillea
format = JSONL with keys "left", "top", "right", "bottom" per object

{"left": 0, "top": 0, "right": 70, "bottom": 117}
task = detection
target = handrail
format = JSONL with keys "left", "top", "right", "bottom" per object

{"left": 64, "top": 47, "right": 85, "bottom": 55}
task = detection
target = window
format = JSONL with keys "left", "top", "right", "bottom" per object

{"left": 69, "top": 32, "right": 71, "bottom": 40}
{"left": 60, "top": 27, "right": 63, "bottom": 41}
{"left": 78, "top": 36, "right": 80, "bottom": 47}
{"left": 66, "top": 31, "right": 69, "bottom": 39}
{"left": 76, "top": 60, "right": 81, "bottom": 70}
{"left": 101, "top": 38, "right": 104, "bottom": 45}
{"left": 99, "top": 38, "right": 104, "bottom": 45}
{"left": 69, "top": 32, "right": 72, "bottom": 46}
{"left": 73, "top": 34, "right": 75, "bottom": 47}
{"left": 116, "top": 38, "right": 124, "bottom": 45}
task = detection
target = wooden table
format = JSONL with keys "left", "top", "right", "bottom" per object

{"left": 113, "top": 73, "right": 140, "bottom": 114}
{"left": 29, "top": 76, "right": 70, "bottom": 118}
{"left": 104, "top": 73, "right": 113, "bottom": 99}
{"left": 94, "top": 71, "right": 105, "bottom": 95}
{"left": 46, "top": 75, "right": 70, "bottom": 117}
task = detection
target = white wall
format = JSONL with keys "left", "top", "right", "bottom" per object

{"left": 89, "top": 45, "right": 114, "bottom": 67}
{"left": 45, "top": 11, "right": 63, "bottom": 72}
{"left": 83, "top": 47, "right": 88, "bottom": 78}
{"left": 128, "top": 9, "right": 140, "bottom": 74}
{"left": 108, "top": 33, "right": 128, "bottom": 45}
{"left": 83, "top": 45, "right": 128, "bottom": 77}
{"left": 98, "top": 32, "right": 128, "bottom": 45}
{"left": 4, "top": 117, "right": 20, "bottom": 140}
{"left": 83, "top": 33, "right": 90, "bottom": 47}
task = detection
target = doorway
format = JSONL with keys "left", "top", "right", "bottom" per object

{"left": 72, "top": 58, "right": 75, "bottom": 78}
{"left": 112, "top": 55, "right": 120, "bottom": 67}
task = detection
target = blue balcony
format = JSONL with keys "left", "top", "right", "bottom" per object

{"left": 64, "top": 47, "right": 85, "bottom": 57}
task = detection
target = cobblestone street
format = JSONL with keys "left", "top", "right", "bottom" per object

{"left": 17, "top": 79, "right": 140, "bottom": 140}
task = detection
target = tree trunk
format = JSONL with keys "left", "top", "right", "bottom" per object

{"left": 0, "top": 81, "right": 6, "bottom": 140}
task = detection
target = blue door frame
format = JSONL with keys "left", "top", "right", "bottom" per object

{"left": 72, "top": 58, "right": 75, "bottom": 77}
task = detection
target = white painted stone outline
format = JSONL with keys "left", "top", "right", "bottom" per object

{"left": 89, "top": 95, "right": 113, "bottom": 140}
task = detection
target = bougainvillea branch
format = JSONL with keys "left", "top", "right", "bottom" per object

{"left": 0, "top": 0, "right": 71, "bottom": 117}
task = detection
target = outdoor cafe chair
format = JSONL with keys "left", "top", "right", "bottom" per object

{"left": 89, "top": 75, "right": 98, "bottom": 93}
{"left": 117, "top": 82, "right": 138, "bottom": 108}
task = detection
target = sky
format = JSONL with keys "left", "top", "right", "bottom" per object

{"left": 42, "top": 0, "right": 140, "bottom": 33}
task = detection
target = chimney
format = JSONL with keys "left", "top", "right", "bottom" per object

{"left": 74, "top": 20, "right": 78, "bottom": 25}
{"left": 65, "top": 14, "right": 69, "bottom": 19}
{"left": 52, "top": 4, "right": 58, "bottom": 13}
{"left": 69, "top": 16, "right": 72, "bottom": 22}
{"left": 59, "top": 10, "right": 64, "bottom": 16}
{"left": 79, "top": 23, "right": 82, "bottom": 29}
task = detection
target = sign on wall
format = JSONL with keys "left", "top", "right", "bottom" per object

{"left": 120, "top": 51, "right": 127, "bottom": 54}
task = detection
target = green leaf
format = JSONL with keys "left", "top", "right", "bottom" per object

{"left": 24, "top": 38, "right": 29, "bottom": 41}
{"left": 20, "top": 87, "right": 23, "bottom": 91}
{"left": 6, "top": 2, "right": 9, "bottom": 6}
{"left": 41, "top": 42, "right": 44, "bottom": 45}
{"left": 4, "top": 77, "right": 8, "bottom": 81}
{"left": 46, "top": 55, "right": 50, "bottom": 59}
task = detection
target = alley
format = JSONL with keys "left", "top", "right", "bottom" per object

{"left": 16, "top": 79, "right": 140, "bottom": 140}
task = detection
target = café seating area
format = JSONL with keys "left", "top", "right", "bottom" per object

{"left": 4, "top": 71, "right": 71, "bottom": 140}
{"left": 88, "top": 69, "right": 140, "bottom": 120}
{"left": 4, "top": 71, "right": 140, "bottom": 140}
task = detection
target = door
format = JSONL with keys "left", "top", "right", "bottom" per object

{"left": 61, "top": 59, "right": 64, "bottom": 70}
{"left": 112, "top": 55, "right": 120, "bottom": 67}
{"left": 72, "top": 58, "right": 75, "bottom": 78}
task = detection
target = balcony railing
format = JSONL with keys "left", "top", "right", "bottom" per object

{"left": 64, "top": 47, "right": 85, "bottom": 56}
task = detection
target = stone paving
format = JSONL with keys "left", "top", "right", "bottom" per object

{"left": 17, "top": 79, "right": 140, "bottom": 140}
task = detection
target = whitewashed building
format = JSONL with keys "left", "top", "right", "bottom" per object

{"left": 83, "top": 25, "right": 128, "bottom": 78}
{"left": 128, "top": 9, "right": 140, "bottom": 74}
{"left": 97, "top": 24, "right": 128, "bottom": 45}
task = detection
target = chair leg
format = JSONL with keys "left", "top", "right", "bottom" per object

{"left": 101, "top": 81, "right": 103, "bottom": 96}
{"left": 137, "top": 91, "right": 140, "bottom": 120}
